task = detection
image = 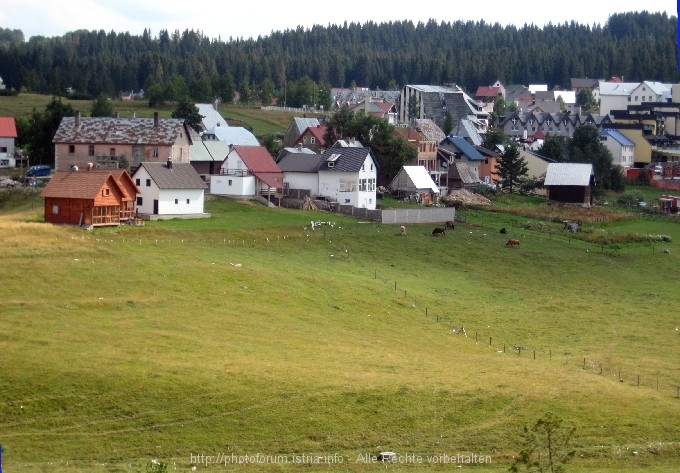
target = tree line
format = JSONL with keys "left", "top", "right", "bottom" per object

{"left": 0, "top": 11, "right": 677, "bottom": 104}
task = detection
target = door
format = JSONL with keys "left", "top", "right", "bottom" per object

{"left": 153, "top": 200, "right": 159, "bottom": 214}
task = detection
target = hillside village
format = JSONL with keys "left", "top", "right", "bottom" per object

{"left": 3, "top": 76, "right": 680, "bottom": 226}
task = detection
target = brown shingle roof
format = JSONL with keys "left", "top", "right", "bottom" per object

{"left": 41, "top": 170, "right": 122, "bottom": 199}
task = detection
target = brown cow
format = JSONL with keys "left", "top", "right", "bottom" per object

{"left": 505, "top": 238, "right": 520, "bottom": 248}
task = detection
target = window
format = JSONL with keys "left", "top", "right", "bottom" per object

{"left": 0, "top": 147, "right": 6, "bottom": 153}
{"left": 136, "top": 197, "right": 143, "bottom": 206}
{"left": 146, "top": 179, "right": 151, "bottom": 187}
{"left": 88, "top": 145, "right": 94, "bottom": 156}
{"left": 175, "top": 199, "right": 179, "bottom": 204}
{"left": 339, "top": 179, "right": 356, "bottom": 192}
{"left": 109, "top": 148, "right": 115, "bottom": 156}
{"left": 635, "top": 96, "right": 638, "bottom": 101}
{"left": 102, "top": 188, "right": 110, "bottom": 197}
{"left": 180, "top": 148, "right": 183, "bottom": 158}
{"left": 186, "top": 199, "right": 190, "bottom": 204}
{"left": 135, "top": 178, "right": 140, "bottom": 186}
{"left": 228, "top": 179, "right": 232, "bottom": 186}
{"left": 359, "top": 179, "right": 367, "bottom": 192}
{"left": 153, "top": 147, "right": 159, "bottom": 158}
{"left": 310, "top": 137, "right": 316, "bottom": 144}
{"left": 52, "top": 204, "right": 59, "bottom": 215}
{"left": 68, "top": 145, "right": 75, "bottom": 154}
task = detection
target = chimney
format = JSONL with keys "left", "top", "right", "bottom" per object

{"left": 154, "top": 111, "right": 159, "bottom": 128}
{"left": 167, "top": 157, "right": 173, "bottom": 169}
{"left": 75, "top": 111, "right": 81, "bottom": 128}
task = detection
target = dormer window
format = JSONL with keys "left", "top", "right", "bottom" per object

{"left": 327, "top": 153, "right": 340, "bottom": 168}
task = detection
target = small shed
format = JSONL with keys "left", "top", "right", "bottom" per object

{"left": 544, "top": 163, "right": 594, "bottom": 207}
{"left": 389, "top": 165, "right": 439, "bottom": 203}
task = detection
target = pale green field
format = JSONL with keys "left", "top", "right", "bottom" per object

{"left": 0, "top": 194, "right": 679, "bottom": 472}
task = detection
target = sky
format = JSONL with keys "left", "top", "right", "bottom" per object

{"left": 1, "top": 0, "right": 677, "bottom": 42}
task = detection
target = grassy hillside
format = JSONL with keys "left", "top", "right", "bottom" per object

{"left": 0, "top": 192, "right": 679, "bottom": 472}
{"left": 0, "top": 93, "right": 322, "bottom": 138}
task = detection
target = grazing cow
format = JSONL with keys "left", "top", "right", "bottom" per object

{"left": 400, "top": 225, "right": 406, "bottom": 236}
{"left": 432, "top": 227, "right": 446, "bottom": 236}
{"left": 445, "top": 221, "right": 455, "bottom": 229}
{"left": 500, "top": 227, "right": 507, "bottom": 234}
{"left": 505, "top": 238, "right": 520, "bottom": 248}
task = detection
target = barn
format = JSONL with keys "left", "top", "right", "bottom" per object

{"left": 544, "top": 163, "right": 594, "bottom": 207}
{"left": 41, "top": 168, "right": 136, "bottom": 226}
{"left": 388, "top": 165, "right": 440, "bottom": 203}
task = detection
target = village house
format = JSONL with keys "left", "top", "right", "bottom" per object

{"left": 52, "top": 112, "right": 195, "bottom": 172}
{"left": 317, "top": 146, "right": 378, "bottom": 210}
{"left": 398, "top": 84, "right": 488, "bottom": 132}
{"left": 41, "top": 166, "right": 138, "bottom": 226}
{"left": 294, "top": 124, "right": 328, "bottom": 154}
{"left": 210, "top": 145, "right": 284, "bottom": 201}
{"left": 277, "top": 150, "right": 325, "bottom": 198}
{"left": 0, "top": 116, "right": 18, "bottom": 168}
{"left": 283, "top": 117, "right": 321, "bottom": 148}
{"left": 396, "top": 126, "right": 437, "bottom": 173}
{"left": 436, "top": 135, "right": 485, "bottom": 191}
{"left": 498, "top": 111, "right": 612, "bottom": 141}
{"left": 600, "top": 129, "right": 635, "bottom": 172}
{"left": 132, "top": 159, "right": 207, "bottom": 217}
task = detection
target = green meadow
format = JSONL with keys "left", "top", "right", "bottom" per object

{"left": 0, "top": 191, "right": 679, "bottom": 472}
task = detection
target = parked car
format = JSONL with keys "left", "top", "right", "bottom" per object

{"left": 654, "top": 165, "right": 663, "bottom": 175}
{"left": 26, "top": 165, "right": 52, "bottom": 177}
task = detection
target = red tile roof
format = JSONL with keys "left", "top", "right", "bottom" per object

{"left": 0, "top": 117, "right": 17, "bottom": 138}
{"left": 233, "top": 146, "right": 281, "bottom": 173}
{"left": 296, "top": 125, "right": 327, "bottom": 145}
{"left": 233, "top": 146, "right": 284, "bottom": 189}
{"left": 475, "top": 86, "right": 500, "bottom": 98}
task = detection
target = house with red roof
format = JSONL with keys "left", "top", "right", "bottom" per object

{"left": 0, "top": 116, "right": 18, "bottom": 168}
{"left": 294, "top": 124, "right": 328, "bottom": 153}
{"left": 211, "top": 145, "right": 284, "bottom": 200}
{"left": 41, "top": 167, "right": 139, "bottom": 227}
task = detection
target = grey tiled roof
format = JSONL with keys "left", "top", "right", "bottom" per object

{"left": 53, "top": 116, "right": 190, "bottom": 145}
{"left": 318, "top": 147, "right": 373, "bottom": 172}
{"left": 277, "top": 152, "right": 325, "bottom": 172}
{"left": 137, "top": 161, "right": 207, "bottom": 189}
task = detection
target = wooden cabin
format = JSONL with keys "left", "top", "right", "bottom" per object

{"left": 41, "top": 168, "right": 138, "bottom": 226}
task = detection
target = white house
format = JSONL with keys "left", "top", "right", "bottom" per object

{"left": 317, "top": 147, "right": 378, "bottom": 210}
{"left": 211, "top": 145, "right": 284, "bottom": 198}
{"left": 277, "top": 151, "right": 325, "bottom": 196}
{"left": 0, "top": 117, "right": 18, "bottom": 168}
{"left": 133, "top": 159, "right": 207, "bottom": 216}
{"left": 600, "top": 129, "right": 635, "bottom": 172}
{"left": 598, "top": 80, "right": 672, "bottom": 115}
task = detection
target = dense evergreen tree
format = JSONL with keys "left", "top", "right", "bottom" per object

{"left": 537, "top": 136, "right": 567, "bottom": 161}
{"left": 0, "top": 12, "right": 676, "bottom": 99}
{"left": 23, "top": 97, "right": 75, "bottom": 166}
{"left": 90, "top": 93, "right": 114, "bottom": 117}
{"left": 496, "top": 142, "right": 528, "bottom": 194}
{"left": 568, "top": 125, "right": 624, "bottom": 192}
{"left": 172, "top": 97, "right": 204, "bottom": 132}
